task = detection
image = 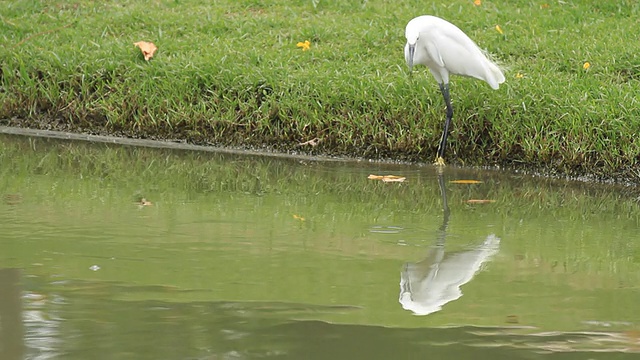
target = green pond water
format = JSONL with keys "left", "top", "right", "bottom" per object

{"left": 1, "top": 133, "right": 639, "bottom": 359}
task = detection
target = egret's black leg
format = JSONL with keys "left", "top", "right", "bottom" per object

{"left": 435, "top": 83, "right": 453, "bottom": 165}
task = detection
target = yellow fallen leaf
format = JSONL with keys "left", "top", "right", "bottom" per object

{"left": 134, "top": 41, "right": 157, "bottom": 61}
{"left": 473, "top": 0, "right": 481, "bottom": 6}
{"left": 368, "top": 174, "right": 406, "bottom": 183}
{"left": 293, "top": 214, "right": 305, "bottom": 221}
{"left": 450, "top": 179, "right": 483, "bottom": 184}
{"left": 296, "top": 40, "right": 311, "bottom": 51}
{"left": 495, "top": 25, "right": 504, "bottom": 35}
{"left": 466, "top": 199, "right": 496, "bottom": 204}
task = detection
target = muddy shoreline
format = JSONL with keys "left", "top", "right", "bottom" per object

{"left": 2, "top": 123, "right": 637, "bottom": 187}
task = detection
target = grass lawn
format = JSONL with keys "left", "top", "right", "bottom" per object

{"left": 1, "top": 0, "right": 639, "bottom": 182}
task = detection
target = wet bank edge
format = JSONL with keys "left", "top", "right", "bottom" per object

{"left": 0, "top": 125, "right": 344, "bottom": 163}
{"left": 0, "top": 125, "right": 638, "bottom": 187}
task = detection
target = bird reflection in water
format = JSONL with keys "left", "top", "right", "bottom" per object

{"left": 399, "top": 174, "right": 500, "bottom": 316}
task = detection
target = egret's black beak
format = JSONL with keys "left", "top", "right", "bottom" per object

{"left": 407, "top": 44, "right": 415, "bottom": 74}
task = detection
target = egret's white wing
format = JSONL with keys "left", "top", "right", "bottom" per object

{"left": 409, "top": 15, "right": 505, "bottom": 89}
{"left": 429, "top": 28, "right": 496, "bottom": 84}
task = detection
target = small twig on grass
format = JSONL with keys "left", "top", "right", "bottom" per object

{"left": 12, "top": 23, "right": 74, "bottom": 49}
{"left": 297, "top": 137, "right": 320, "bottom": 147}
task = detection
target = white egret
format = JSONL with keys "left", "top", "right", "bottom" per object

{"left": 405, "top": 15, "right": 505, "bottom": 165}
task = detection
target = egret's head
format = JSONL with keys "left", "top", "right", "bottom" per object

{"left": 404, "top": 29, "right": 420, "bottom": 74}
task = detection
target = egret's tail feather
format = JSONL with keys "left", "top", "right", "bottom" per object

{"left": 482, "top": 52, "right": 506, "bottom": 90}
{"left": 485, "top": 61, "right": 505, "bottom": 90}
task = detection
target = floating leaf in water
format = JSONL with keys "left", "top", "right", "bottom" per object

{"left": 506, "top": 314, "right": 519, "bottom": 324}
{"left": 293, "top": 214, "right": 305, "bottom": 221}
{"left": 136, "top": 198, "right": 153, "bottom": 208}
{"left": 134, "top": 41, "right": 157, "bottom": 61}
{"left": 466, "top": 199, "right": 496, "bottom": 204}
{"left": 3, "top": 193, "right": 22, "bottom": 205}
{"left": 368, "top": 174, "right": 406, "bottom": 183}
{"left": 450, "top": 179, "right": 482, "bottom": 184}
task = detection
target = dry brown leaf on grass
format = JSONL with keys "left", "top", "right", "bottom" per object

{"left": 450, "top": 179, "right": 483, "bottom": 184}
{"left": 134, "top": 41, "right": 157, "bottom": 61}
{"left": 368, "top": 174, "right": 406, "bottom": 183}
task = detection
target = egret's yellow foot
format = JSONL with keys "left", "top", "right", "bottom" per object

{"left": 434, "top": 156, "right": 446, "bottom": 166}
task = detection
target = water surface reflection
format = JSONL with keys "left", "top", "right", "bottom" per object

{"left": 400, "top": 174, "right": 501, "bottom": 315}
{"left": 0, "top": 268, "right": 25, "bottom": 360}
{"left": 2, "top": 276, "right": 638, "bottom": 359}
{"left": 1, "top": 133, "right": 640, "bottom": 359}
